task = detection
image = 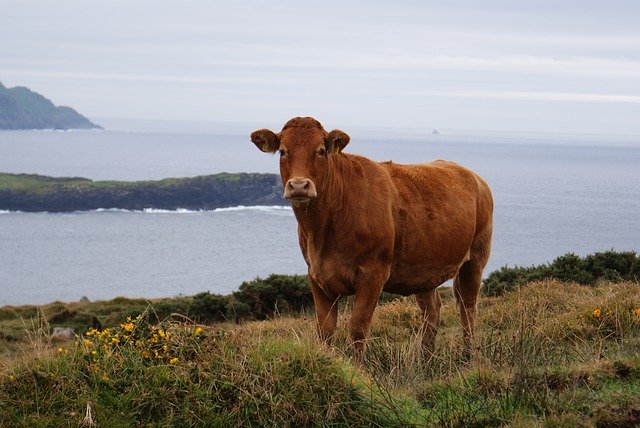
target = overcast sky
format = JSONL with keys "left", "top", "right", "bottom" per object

{"left": 2, "top": 0, "right": 639, "bottom": 134}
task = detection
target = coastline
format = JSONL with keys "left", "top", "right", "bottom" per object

{"left": 0, "top": 172, "right": 286, "bottom": 212}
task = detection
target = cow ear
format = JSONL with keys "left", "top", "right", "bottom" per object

{"left": 251, "top": 129, "right": 280, "bottom": 153}
{"left": 325, "top": 129, "right": 350, "bottom": 154}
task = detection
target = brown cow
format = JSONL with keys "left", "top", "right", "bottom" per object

{"left": 251, "top": 117, "right": 493, "bottom": 361}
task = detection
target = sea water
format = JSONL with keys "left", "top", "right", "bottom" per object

{"left": 1, "top": 122, "right": 639, "bottom": 305}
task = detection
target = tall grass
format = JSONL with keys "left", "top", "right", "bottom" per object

{"left": 1, "top": 280, "right": 639, "bottom": 426}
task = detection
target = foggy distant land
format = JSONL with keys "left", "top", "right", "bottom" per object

{"left": 0, "top": 81, "right": 101, "bottom": 130}
{"left": 0, "top": 172, "right": 286, "bottom": 212}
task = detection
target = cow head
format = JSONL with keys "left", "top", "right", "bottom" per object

{"left": 251, "top": 117, "right": 350, "bottom": 205}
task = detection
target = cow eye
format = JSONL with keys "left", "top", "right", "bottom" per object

{"left": 278, "top": 149, "right": 286, "bottom": 157}
{"left": 317, "top": 147, "right": 327, "bottom": 156}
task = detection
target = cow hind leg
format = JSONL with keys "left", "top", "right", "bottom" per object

{"left": 415, "top": 288, "right": 442, "bottom": 353}
{"left": 454, "top": 227, "right": 492, "bottom": 357}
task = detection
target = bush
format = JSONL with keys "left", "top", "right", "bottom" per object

{"left": 483, "top": 250, "right": 640, "bottom": 296}
{"left": 189, "top": 292, "right": 230, "bottom": 322}
{"left": 232, "top": 274, "right": 312, "bottom": 320}
{"left": 47, "top": 309, "right": 102, "bottom": 332}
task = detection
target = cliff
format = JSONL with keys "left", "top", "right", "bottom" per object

{"left": 0, "top": 172, "right": 286, "bottom": 212}
{"left": 0, "top": 81, "right": 101, "bottom": 130}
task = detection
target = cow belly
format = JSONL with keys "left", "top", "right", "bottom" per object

{"left": 384, "top": 262, "right": 461, "bottom": 295}
{"left": 384, "top": 245, "right": 469, "bottom": 295}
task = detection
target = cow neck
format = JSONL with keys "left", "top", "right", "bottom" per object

{"left": 291, "top": 153, "right": 353, "bottom": 235}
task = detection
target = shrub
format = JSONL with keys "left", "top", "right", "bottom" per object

{"left": 189, "top": 292, "right": 230, "bottom": 322}
{"left": 47, "top": 308, "right": 102, "bottom": 332}
{"left": 232, "top": 274, "right": 312, "bottom": 320}
{"left": 483, "top": 250, "right": 640, "bottom": 296}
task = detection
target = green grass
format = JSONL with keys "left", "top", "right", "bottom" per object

{"left": 0, "top": 173, "right": 90, "bottom": 193}
{"left": 1, "top": 280, "right": 639, "bottom": 426}
{"left": 0, "top": 313, "right": 415, "bottom": 426}
{"left": 0, "top": 172, "right": 255, "bottom": 194}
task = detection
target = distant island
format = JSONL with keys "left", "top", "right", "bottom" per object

{"left": 0, "top": 81, "right": 101, "bottom": 130}
{"left": 0, "top": 172, "right": 286, "bottom": 212}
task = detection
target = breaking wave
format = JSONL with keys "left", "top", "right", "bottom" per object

{"left": 1, "top": 206, "right": 293, "bottom": 215}
{"left": 100, "top": 205, "right": 294, "bottom": 215}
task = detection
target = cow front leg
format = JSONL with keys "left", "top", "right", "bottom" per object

{"left": 309, "top": 278, "right": 338, "bottom": 345}
{"left": 415, "top": 288, "right": 442, "bottom": 353}
{"left": 349, "top": 265, "right": 389, "bottom": 363}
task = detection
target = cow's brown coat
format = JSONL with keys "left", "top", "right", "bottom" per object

{"left": 251, "top": 117, "right": 493, "bottom": 360}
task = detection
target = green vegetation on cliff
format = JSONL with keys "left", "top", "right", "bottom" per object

{"left": 0, "top": 172, "right": 286, "bottom": 212}
{"left": 0, "top": 81, "right": 100, "bottom": 130}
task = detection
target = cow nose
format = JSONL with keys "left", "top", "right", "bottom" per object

{"left": 289, "top": 178, "right": 309, "bottom": 194}
{"left": 284, "top": 177, "right": 317, "bottom": 199}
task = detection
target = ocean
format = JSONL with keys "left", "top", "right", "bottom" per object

{"left": 1, "top": 120, "right": 639, "bottom": 305}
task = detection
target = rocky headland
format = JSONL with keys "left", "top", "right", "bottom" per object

{"left": 0, "top": 81, "right": 101, "bottom": 130}
{"left": 0, "top": 172, "right": 286, "bottom": 212}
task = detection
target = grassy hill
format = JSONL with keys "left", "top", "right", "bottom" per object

{"left": 1, "top": 280, "right": 639, "bottom": 426}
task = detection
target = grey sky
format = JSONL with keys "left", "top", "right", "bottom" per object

{"left": 2, "top": 0, "right": 639, "bottom": 134}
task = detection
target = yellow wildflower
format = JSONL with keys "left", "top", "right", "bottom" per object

{"left": 121, "top": 322, "right": 135, "bottom": 332}
{"left": 592, "top": 308, "right": 601, "bottom": 318}
{"left": 83, "top": 339, "right": 93, "bottom": 347}
{"left": 142, "top": 350, "right": 151, "bottom": 359}
{"left": 634, "top": 308, "right": 640, "bottom": 317}
{"left": 194, "top": 326, "right": 204, "bottom": 336}
{"left": 101, "top": 373, "right": 109, "bottom": 382}
{"left": 169, "top": 357, "right": 179, "bottom": 364}
{"left": 158, "top": 329, "right": 166, "bottom": 339}
{"left": 111, "top": 336, "right": 120, "bottom": 345}
{"left": 57, "top": 347, "right": 64, "bottom": 353}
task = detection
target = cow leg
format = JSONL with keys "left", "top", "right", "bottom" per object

{"left": 350, "top": 266, "right": 389, "bottom": 363}
{"left": 453, "top": 262, "right": 481, "bottom": 357}
{"left": 309, "top": 278, "right": 338, "bottom": 345}
{"left": 415, "top": 288, "right": 442, "bottom": 353}
{"left": 453, "top": 226, "right": 491, "bottom": 358}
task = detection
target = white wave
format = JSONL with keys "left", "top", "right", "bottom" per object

{"left": 94, "top": 207, "right": 203, "bottom": 214}
{"left": 142, "top": 208, "right": 200, "bottom": 214}
{"left": 95, "top": 208, "right": 132, "bottom": 213}
{"left": 212, "top": 205, "right": 292, "bottom": 213}
{"left": 2, "top": 205, "right": 293, "bottom": 215}
{"left": 130, "top": 205, "right": 293, "bottom": 215}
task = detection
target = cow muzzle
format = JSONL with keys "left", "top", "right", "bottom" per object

{"left": 284, "top": 177, "right": 317, "bottom": 202}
